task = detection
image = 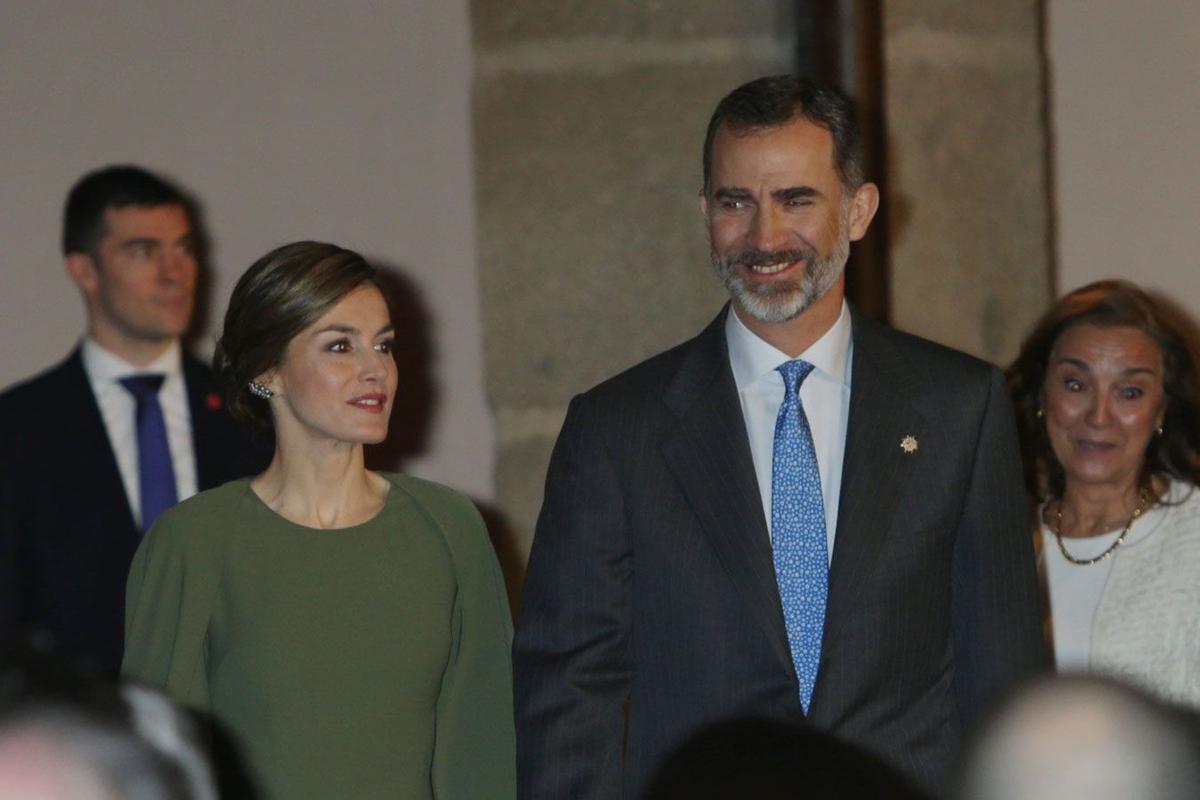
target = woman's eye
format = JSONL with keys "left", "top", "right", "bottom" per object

{"left": 1119, "top": 386, "right": 1145, "bottom": 400}
{"left": 375, "top": 340, "right": 394, "bottom": 354}
{"left": 328, "top": 339, "right": 351, "bottom": 353}
{"left": 1064, "top": 378, "right": 1083, "bottom": 391}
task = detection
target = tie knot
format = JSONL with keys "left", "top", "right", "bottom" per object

{"left": 119, "top": 374, "right": 167, "bottom": 400}
{"left": 776, "top": 359, "right": 815, "bottom": 393}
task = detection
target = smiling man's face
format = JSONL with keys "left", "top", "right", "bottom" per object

{"left": 702, "top": 117, "right": 871, "bottom": 326}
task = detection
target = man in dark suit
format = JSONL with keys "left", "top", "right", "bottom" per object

{"left": 514, "top": 76, "right": 1045, "bottom": 798}
{"left": 0, "top": 165, "right": 266, "bottom": 674}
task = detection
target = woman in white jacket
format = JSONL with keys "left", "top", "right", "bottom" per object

{"left": 1008, "top": 279, "right": 1200, "bottom": 707}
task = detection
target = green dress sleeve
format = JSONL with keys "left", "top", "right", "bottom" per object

{"left": 121, "top": 500, "right": 218, "bottom": 712}
{"left": 404, "top": 479, "right": 517, "bottom": 800}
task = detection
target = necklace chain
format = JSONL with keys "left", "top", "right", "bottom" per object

{"left": 1053, "top": 490, "right": 1149, "bottom": 567}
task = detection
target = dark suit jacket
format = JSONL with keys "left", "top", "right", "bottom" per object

{"left": 513, "top": 307, "right": 1046, "bottom": 798}
{"left": 0, "top": 348, "right": 268, "bottom": 673}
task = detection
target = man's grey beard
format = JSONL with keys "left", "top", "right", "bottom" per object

{"left": 709, "top": 233, "right": 850, "bottom": 324}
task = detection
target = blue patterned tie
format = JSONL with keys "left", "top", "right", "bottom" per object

{"left": 119, "top": 374, "right": 178, "bottom": 532}
{"left": 771, "top": 359, "right": 829, "bottom": 714}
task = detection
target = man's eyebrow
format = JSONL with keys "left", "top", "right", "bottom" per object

{"left": 712, "top": 187, "right": 753, "bottom": 201}
{"left": 774, "top": 186, "right": 821, "bottom": 202}
{"left": 711, "top": 186, "right": 824, "bottom": 202}
{"left": 118, "top": 237, "right": 161, "bottom": 249}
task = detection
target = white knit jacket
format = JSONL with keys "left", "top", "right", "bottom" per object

{"left": 1087, "top": 482, "right": 1200, "bottom": 707}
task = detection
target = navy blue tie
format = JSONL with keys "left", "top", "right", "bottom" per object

{"left": 771, "top": 359, "right": 829, "bottom": 714}
{"left": 119, "top": 374, "right": 178, "bottom": 531}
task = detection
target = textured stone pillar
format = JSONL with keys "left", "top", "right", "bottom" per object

{"left": 883, "top": 2, "right": 1052, "bottom": 363}
{"left": 472, "top": 3, "right": 797, "bottom": 583}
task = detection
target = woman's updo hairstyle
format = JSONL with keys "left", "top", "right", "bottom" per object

{"left": 214, "top": 241, "right": 381, "bottom": 428}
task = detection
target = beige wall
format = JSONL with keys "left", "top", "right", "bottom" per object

{"left": 1047, "top": 0, "right": 1200, "bottom": 304}
{"left": 472, "top": 2, "right": 796, "bottom": 562}
{"left": 0, "top": 3, "right": 495, "bottom": 498}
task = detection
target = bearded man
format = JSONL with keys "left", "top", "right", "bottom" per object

{"left": 513, "top": 75, "right": 1045, "bottom": 799}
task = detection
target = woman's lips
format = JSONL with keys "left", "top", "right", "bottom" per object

{"left": 348, "top": 394, "right": 388, "bottom": 414}
{"left": 1074, "top": 438, "right": 1116, "bottom": 453}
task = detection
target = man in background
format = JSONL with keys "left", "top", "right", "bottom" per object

{"left": 0, "top": 165, "right": 266, "bottom": 673}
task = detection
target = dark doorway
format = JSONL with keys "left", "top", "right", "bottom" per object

{"left": 797, "top": 1, "right": 889, "bottom": 323}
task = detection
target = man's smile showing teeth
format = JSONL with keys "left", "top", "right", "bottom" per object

{"left": 749, "top": 261, "right": 796, "bottom": 275}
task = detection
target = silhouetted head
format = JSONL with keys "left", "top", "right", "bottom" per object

{"left": 645, "top": 716, "right": 926, "bottom": 800}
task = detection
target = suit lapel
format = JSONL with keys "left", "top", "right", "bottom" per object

{"left": 660, "top": 309, "right": 795, "bottom": 676}
{"left": 183, "top": 354, "right": 225, "bottom": 490}
{"left": 60, "top": 350, "right": 140, "bottom": 536}
{"left": 824, "top": 315, "right": 926, "bottom": 638}
{"left": 657, "top": 308, "right": 931, "bottom": 710}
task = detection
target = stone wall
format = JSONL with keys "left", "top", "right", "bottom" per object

{"left": 472, "top": 2, "right": 798, "bottom": 583}
{"left": 883, "top": 1, "right": 1052, "bottom": 363}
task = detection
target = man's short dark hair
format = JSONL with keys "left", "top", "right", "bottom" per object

{"left": 62, "top": 165, "right": 192, "bottom": 256}
{"left": 702, "top": 75, "right": 866, "bottom": 194}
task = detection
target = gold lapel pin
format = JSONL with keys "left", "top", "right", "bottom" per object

{"left": 900, "top": 435, "right": 919, "bottom": 453}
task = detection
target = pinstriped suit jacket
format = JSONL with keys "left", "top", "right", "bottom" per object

{"left": 514, "top": 306, "right": 1045, "bottom": 799}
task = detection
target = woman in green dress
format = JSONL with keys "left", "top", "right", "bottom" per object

{"left": 122, "top": 241, "right": 516, "bottom": 799}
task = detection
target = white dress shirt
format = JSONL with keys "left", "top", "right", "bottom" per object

{"left": 726, "top": 302, "right": 853, "bottom": 562}
{"left": 81, "top": 338, "right": 198, "bottom": 528}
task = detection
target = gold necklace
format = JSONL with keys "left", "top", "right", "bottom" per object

{"left": 1053, "top": 490, "right": 1149, "bottom": 566}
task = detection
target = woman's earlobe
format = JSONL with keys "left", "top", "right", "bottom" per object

{"left": 252, "top": 371, "right": 279, "bottom": 398}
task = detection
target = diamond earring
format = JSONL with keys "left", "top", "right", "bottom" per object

{"left": 248, "top": 381, "right": 274, "bottom": 399}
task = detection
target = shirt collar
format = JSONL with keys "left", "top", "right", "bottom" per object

{"left": 82, "top": 337, "right": 183, "bottom": 384}
{"left": 726, "top": 300, "right": 852, "bottom": 391}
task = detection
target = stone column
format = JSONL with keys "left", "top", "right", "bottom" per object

{"left": 883, "top": 1, "right": 1052, "bottom": 364}
{"left": 472, "top": 3, "right": 797, "bottom": 585}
